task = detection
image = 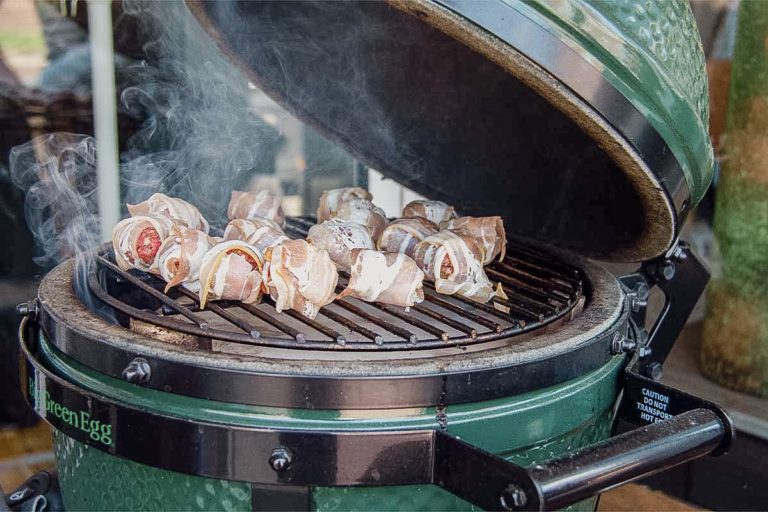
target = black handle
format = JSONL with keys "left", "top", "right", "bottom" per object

{"left": 528, "top": 409, "right": 724, "bottom": 510}
{"left": 435, "top": 408, "right": 728, "bottom": 511}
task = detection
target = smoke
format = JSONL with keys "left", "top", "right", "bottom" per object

{"left": 8, "top": 1, "right": 284, "bottom": 318}
{"left": 118, "top": 0, "right": 283, "bottom": 228}
{"left": 9, "top": 133, "right": 106, "bottom": 315}
{"left": 9, "top": 1, "right": 405, "bottom": 319}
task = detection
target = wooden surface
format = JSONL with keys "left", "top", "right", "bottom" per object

{"left": 598, "top": 484, "right": 701, "bottom": 511}
{"left": 0, "top": 422, "right": 54, "bottom": 493}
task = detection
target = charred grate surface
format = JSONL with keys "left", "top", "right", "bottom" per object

{"left": 88, "top": 217, "right": 584, "bottom": 351}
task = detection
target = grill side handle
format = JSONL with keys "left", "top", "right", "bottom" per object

{"left": 433, "top": 367, "right": 734, "bottom": 511}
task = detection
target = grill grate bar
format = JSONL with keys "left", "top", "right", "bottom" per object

{"left": 422, "top": 293, "right": 503, "bottom": 333}
{"left": 334, "top": 300, "right": 418, "bottom": 343}
{"left": 411, "top": 303, "right": 477, "bottom": 338}
{"left": 237, "top": 302, "right": 307, "bottom": 342}
{"left": 97, "top": 255, "right": 209, "bottom": 329}
{"left": 174, "top": 287, "right": 261, "bottom": 339}
{"left": 379, "top": 304, "right": 450, "bottom": 342}
{"left": 334, "top": 274, "right": 478, "bottom": 341}
{"left": 283, "top": 309, "right": 347, "bottom": 343}
{"left": 501, "top": 254, "right": 582, "bottom": 289}
{"left": 320, "top": 307, "right": 384, "bottom": 343}
{"left": 486, "top": 268, "right": 568, "bottom": 308}
{"left": 421, "top": 280, "right": 523, "bottom": 325}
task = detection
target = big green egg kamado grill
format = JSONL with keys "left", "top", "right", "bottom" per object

{"left": 18, "top": 1, "right": 734, "bottom": 511}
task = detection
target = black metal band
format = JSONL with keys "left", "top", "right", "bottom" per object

{"left": 434, "top": 0, "right": 691, "bottom": 218}
{"left": 38, "top": 301, "right": 623, "bottom": 409}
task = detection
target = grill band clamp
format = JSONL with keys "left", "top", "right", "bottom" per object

{"left": 18, "top": 313, "right": 734, "bottom": 511}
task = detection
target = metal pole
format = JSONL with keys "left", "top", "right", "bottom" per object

{"left": 87, "top": 0, "right": 121, "bottom": 242}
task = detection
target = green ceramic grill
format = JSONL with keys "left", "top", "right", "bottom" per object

{"left": 17, "top": 1, "right": 733, "bottom": 511}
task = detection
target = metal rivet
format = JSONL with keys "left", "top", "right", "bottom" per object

{"left": 122, "top": 357, "right": 151, "bottom": 384}
{"left": 500, "top": 484, "right": 527, "bottom": 510}
{"left": 656, "top": 262, "right": 676, "bottom": 281}
{"left": 269, "top": 447, "right": 293, "bottom": 472}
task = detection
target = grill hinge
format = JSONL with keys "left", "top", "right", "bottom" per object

{"left": 619, "top": 241, "right": 709, "bottom": 380}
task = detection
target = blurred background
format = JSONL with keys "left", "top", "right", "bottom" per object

{"left": 0, "top": 0, "right": 765, "bottom": 511}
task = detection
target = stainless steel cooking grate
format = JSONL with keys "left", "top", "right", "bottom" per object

{"left": 87, "top": 217, "right": 584, "bottom": 351}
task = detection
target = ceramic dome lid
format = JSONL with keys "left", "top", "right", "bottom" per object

{"left": 187, "top": 0, "right": 713, "bottom": 261}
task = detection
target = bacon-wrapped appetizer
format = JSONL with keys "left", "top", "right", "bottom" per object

{"left": 223, "top": 218, "right": 289, "bottom": 252}
{"left": 443, "top": 216, "right": 506, "bottom": 264}
{"left": 198, "top": 241, "right": 265, "bottom": 308}
{"left": 334, "top": 198, "right": 387, "bottom": 242}
{"left": 339, "top": 250, "right": 425, "bottom": 307}
{"left": 127, "top": 193, "right": 209, "bottom": 233}
{"left": 377, "top": 217, "right": 438, "bottom": 258}
{"left": 152, "top": 224, "right": 218, "bottom": 292}
{"left": 317, "top": 187, "right": 372, "bottom": 223}
{"left": 402, "top": 200, "right": 457, "bottom": 226}
{"left": 307, "top": 219, "right": 375, "bottom": 270}
{"left": 262, "top": 239, "right": 338, "bottom": 319}
{"left": 412, "top": 231, "right": 496, "bottom": 303}
{"left": 227, "top": 190, "right": 285, "bottom": 227}
{"left": 112, "top": 215, "right": 173, "bottom": 272}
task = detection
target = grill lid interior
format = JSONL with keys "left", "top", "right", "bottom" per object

{"left": 186, "top": 0, "right": 693, "bottom": 262}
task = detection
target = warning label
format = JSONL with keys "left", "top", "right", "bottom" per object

{"left": 635, "top": 387, "right": 673, "bottom": 423}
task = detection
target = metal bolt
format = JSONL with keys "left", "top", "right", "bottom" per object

{"left": 269, "top": 447, "right": 293, "bottom": 472}
{"left": 611, "top": 333, "right": 637, "bottom": 355}
{"left": 645, "top": 362, "right": 663, "bottom": 381}
{"left": 122, "top": 357, "right": 151, "bottom": 384}
{"left": 629, "top": 294, "right": 648, "bottom": 313}
{"left": 16, "top": 300, "right": 39, "bottom": 320}
{"left": 500, "top": 484, "right": 527, "bottom": 510}
{"left": 635, "top": 282, "right": 650, "bottom": 301}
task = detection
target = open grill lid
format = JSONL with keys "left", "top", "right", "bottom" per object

{"left": 186, "top": 0, "right": 713, "bottom": 262}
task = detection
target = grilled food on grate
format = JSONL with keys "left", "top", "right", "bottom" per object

{"left": 307, "top": 219, "right": 375, "bottom": 271}
{"left": 198, "top": 240, "right": 265, "bottom": 308}
{"left": 127, "top": 192, "right": 210, "bottom": 233}
{"left": 378, "top": 217, "right": 438, "bottom": 258}
{"left": 316, "top": 187, "right": 372, "bottom": 223}
{"left": 402, "top": 200, "right": 456, "bottom": 226}
{"left": 339, "top": 249, "right": 425, "bottom": 307}
{"left": 262, "top": 239, "right": 338, "bottom": 319}
{"left": 223, "top": 217, "right": 289, "bottom": 252}
{"left": 227, "top": 190, "right": 285, "bottom": 227}
{"left": 112, "top": 215, "right": 173, "bottom": 272}
{"left": 153, "top": 224, "right": 218, "bottom": 293}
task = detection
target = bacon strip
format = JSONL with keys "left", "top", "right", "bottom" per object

{"left": 334, "top": 198, "right": 387, "bottom": 242}
{"left": 224, "top": 218, "right": 289, "bottom": 252}
{"left": 112, "top": 215, "right": 173, "bottom": 272}
{"left": 198, "top": 241, "right": 265, "bottom": 309}
{"left": 443, "top": 216, "right": 506, "bottom": 264}
{"left": 262, "top": 239, "right": 338, "bottom": 319}
{"left": 307, "top": 219, "right": 375, "bottom": 270}
{"left": 339, "top": 250, "right": 425, "bottom": 307}
{"left": 227, "top": 190, "right": 285, "bottom": 227}
{"left": 377, "top": 217, "right": 438, "bottom": 258}
{"left": 153, "top": 224, "right": 217, "bottom": 292}
{"left": 316, "top": 187, "right": 372, "bottom": 223}
{"left": 402, "top": 200, "right": 456, "bottom": 226}
{"left": 127, "top": 193, "right": 209, "bottom": 233}
{"left": 412, "top": 231, "right": 496, "bottom": 303}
